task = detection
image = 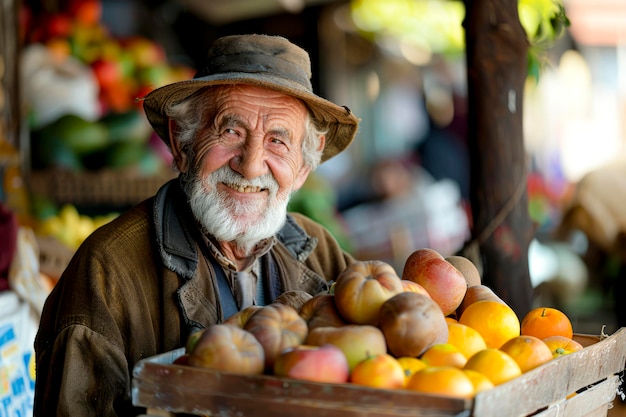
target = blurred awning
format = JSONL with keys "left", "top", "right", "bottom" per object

{"left": 566, "top": 0, "right": 626, "bottom": 46}
{"left": 177, "top": 0, "right": 340, "bottom": 25}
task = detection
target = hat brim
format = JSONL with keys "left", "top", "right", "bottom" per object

{"left": 142, "top": 72, "right": 359, "bottom": 163}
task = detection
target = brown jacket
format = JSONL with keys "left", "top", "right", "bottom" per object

{"left": 34, "top": 179, "right": 354, "bottom": 416}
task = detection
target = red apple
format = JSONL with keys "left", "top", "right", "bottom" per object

{"left": 244, "top": 303, "right": 309, "bottom": 371}
{"left": 187, "top": 324, "right": 264, "bottom": 375}
{"left": 333, "top": 260, "right": 404, "bottom": 325}
{"left": 273, "top": 344, "right": 349, "bottom": 383}
{"left": 304, "top": 324, "right": 387, "bottom": 371}
{"left": 402, "top": 248, "right": 467, "bottom": 316}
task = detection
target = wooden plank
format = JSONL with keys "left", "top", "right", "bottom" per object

{"left": 472, "top": 329, "right": 626, "bottom": 417}
{"left": 532, "top": 375, "right": 619, "bottom": 417}
{"left": 132, "top": 348, "right": 470, "bottom": 417}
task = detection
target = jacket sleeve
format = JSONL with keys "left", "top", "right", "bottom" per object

{"left": 34, "top": 324, "right": 140, "bottom": 416}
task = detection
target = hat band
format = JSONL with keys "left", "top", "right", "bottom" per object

{"left": 198, "top": 52, "right": 313, "bottom": 91}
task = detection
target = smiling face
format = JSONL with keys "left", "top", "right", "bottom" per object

{"left": 169, "top": 84, "right": 318, "bottom": 253}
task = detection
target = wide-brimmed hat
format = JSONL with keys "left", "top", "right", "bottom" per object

{"left": 142, "top": 34, "right": 359, "bottom": 163}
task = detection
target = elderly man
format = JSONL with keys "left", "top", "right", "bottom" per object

{"left": 34, "top": 34, "right": 359, "bottom": 416}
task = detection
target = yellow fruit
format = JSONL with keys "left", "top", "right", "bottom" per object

{"left": 406, "top": 366, "right": 475, "bottom": 399}
{"left": 420, "top": 343, "right": 467, "bottom": 368}
{"left": 447, "top": 322, "right": 488, "bottom": 359}
{"left": 459, "top": 300, "right": 520, "bottom": 348}
{"left": 396, "top": 356, "right": 428, "bottom": 387}
{"left": 464, "top": 348, "right": 522, "bottom": 385}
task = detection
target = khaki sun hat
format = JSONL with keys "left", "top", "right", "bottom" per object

{"left": 142, "top": 33, "right": 359, "bottom": 163}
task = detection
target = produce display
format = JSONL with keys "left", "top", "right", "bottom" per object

{"left": 176, "top": 248, "right": 584, "bottom": 400}
{"left": 21, "top": 0, "right": 193, "bottom": 174}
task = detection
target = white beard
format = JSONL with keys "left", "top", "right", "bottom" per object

{"left": 183, "top": 165, "right": 290, "bottom": 253}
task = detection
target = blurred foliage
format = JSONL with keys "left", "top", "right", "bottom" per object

{"left": 350, "top": 0, "right": 570, "bottom": 79}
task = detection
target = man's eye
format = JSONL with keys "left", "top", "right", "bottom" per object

{"left": 271, "top": 138, "right": 286, "bottom": 145}
{"left": 224, "top": 128, "right": 237, "bottom": 135}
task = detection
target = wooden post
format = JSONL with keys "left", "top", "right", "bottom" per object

{"left": 463, "top": 0, "right": 534, "bottom": 317}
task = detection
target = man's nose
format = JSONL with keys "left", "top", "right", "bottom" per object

{"left": 231, "top": 139, "right": 267, "bottom": 179}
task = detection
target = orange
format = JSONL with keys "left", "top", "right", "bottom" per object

{"left": 406, "top": 366, "right": 475, "bottom": 399}
{"left": 499, "top": 335, "right": 553, "bottom": 373}
{"left": 396, "top": 356, "right": 428, "bottom": 387}
{"left": 420, "top": 343, "right": 467, "bottom": 369}
{"left": 447, "top": 322, "right": 488, "bottom": 359}
{"left": 464, "top": 348, "right": 522, "bottom": 385}
{"left": 445, "top": 316, "right": 458, "bottom": 324}
{"left": 349, "top": 353, "right": 405, "bottom": 389}
{"left": 521, "top": 307, "right": 573, "bottom": 340}
{"left": 462, "top": 369, "right": 494, "bottom": 394}
{"left": 458, "top": 300, "right": 520, "bottom": 348}
{"left": 542, "top": 335, "right": 584, "bottom": 358}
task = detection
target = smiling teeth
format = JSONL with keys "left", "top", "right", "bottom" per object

{"left": 229, "top": 184, "right": 262, "bottom": 193}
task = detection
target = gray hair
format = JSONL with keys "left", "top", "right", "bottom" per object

{"left": 165, "top": 86, "right": 326, "bottom": 172}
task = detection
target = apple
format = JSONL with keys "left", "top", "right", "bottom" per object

{"left": 187, "top": 324, "right": 264, "bottom": 375}
{"left": 378, "top": 292, "right": 448, "bottom": 358}
{"left": 273, "top": 344, "right": 349, "bottom": 383}
{"left": 402, "top": 248, "right": 467, "bottom": 316}
{"left": 304, "top": 324, "right": 387, "bottom": 371}
{"left": 400, "top": 280, "right": 431, "bottom": 298}
{"left": 333, "top": 260, "right": 404, "bottom": 325}
{"left": 299, "top": 293, "right": 347, "bottom": 330}
{"left": 244, "top": 303, "right": 309, "bottom": 371}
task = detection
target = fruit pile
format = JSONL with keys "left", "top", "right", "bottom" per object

{"left": 176, "top": 248, "right": 583, "bottom": 399}
{"left": 36, "top": 203, "right": 118, "bottom": 250}
{"left": 21, "top": 0, "right": 193, "bottom": 173}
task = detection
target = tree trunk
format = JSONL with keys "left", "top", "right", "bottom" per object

{"left": 463, "top": 0, "right": 534, "bottom": 317}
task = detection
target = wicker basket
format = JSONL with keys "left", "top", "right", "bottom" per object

{"left": 28, "top": 168, "right": 176, "bottom": 207}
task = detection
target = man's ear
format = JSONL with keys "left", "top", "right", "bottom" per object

{"left": 293, "top": 134, "right": 325, "bottom": 191}
{"left": 168, "top": 118, "right": 188, "bottom": 173}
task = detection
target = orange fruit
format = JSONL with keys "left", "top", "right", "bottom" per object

{"left": 499, "top": 335, "right": 553, "bottom": 373}
{"left": 447, "top": 322, "right": 488, "bottom": 359}
{"left": 521, "top": 307, "right": 573, "bottom": 340}
{"left": 349, "top": 353, "right": 405, "bottom": 389}
{"left": 458, "top": 300, "right": 520, "bottom": 348}
{"left": 396, "top": 356, "right": 428, "bottom": 387}
{"left": 445, "top": 316, "right": 458, "bottom": 324}
{"left": 406, "top": 366, "right": 475, "bottom": 399}
{"left": 462, "top": 369, "right": 494, "bottom": 394}
{"left": 464, "top": 348, "right": 522, "bottom": 385}
{"left": 542, "top": 335, "right": 584, "bottom": 358}
{"left": 420, "top": 343, "right": 467, "bottom": 368}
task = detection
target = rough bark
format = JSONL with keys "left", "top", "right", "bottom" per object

{"left": 462, "top": 0, "right": 534, "bottom": 317}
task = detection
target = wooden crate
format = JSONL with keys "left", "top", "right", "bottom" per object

{"left": 132, "top": 328, "right": 626, "bottom": 417}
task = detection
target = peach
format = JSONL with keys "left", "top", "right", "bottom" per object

{"left": 305, "top": 324, "right": 387, "bottom": 371}
{"left": 273, "top": 344, "right": 349, "bottom": 383}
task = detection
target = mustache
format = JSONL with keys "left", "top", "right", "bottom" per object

{"left": 205, "top": 166, "right": 280, "bottom": 196}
